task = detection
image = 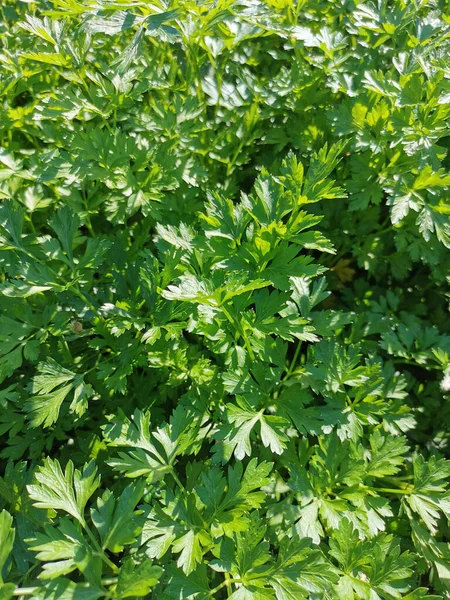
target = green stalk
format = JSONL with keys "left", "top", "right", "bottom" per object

{"left": 208, "top": 577, "right": 242, "bottom": 597}
{"left": 13, "top": 588, "right": 38, "bottom": 596}
{"left": 371, "top": 487, "right": 412, "bottom": 495}
{"left": 282, "top": 341, "right": 303, "bottom": 381}
{"left": 81, "top": 520, "right": 119, "bottom": 574}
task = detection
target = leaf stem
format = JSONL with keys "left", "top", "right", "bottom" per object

{"left": 101, "top": 578, "right": 118, "bottom": 586}
{"left": 225, "top": 572, "right": 232, "bottom": 598}
{"left": 81, "top": 520, "right": 119, "bottom": 574}
{"left": 208, "top": 577, "right": 242, "bottom": 597}
{"left": 171, "top": 469, "right": 188, "bottom": 495}
{"left": 394, "top": 359, "right": 440, "bottom": 371}
{"left": 381, "top": 475, "right": 414, "bottom": 482}
{"left": 226, "top": 137, "right": 247, "bottom": 177}
{"left": 13, "top": 577, "right": 118, "bottom": 597}
{"left": 72, "top": 285, "right": 99, "bottom": 317}
{"left": 282, "top": 341, "right": 302, "bottom": 381}
{"left": 371, "top": 487, "right": 412, "bottom": 495}
{"left": 13, "top": 588, "right": 38, "bottom": 596}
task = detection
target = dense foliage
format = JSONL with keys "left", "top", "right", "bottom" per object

{"left": 1, "top": 0, "right": 450, "bottom": 598}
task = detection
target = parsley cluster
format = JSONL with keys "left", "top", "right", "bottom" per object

{"left": 0, "top": 1, "right": 450, "bottom": 599}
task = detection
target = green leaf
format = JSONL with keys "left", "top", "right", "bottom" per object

{"left": 27, "top": 459, "right": 100, "bottom": 523}
{"left": 195, "top": 459, "right": 272, "bottom": 536}
{"left": 366, "top": 430, "right": 408, "bottom": 477}
{"left": 0, "top": 511, "right": 15, "bottom": 584}
{"left": 2, "top": 1, "right": 450, "bottom": 596}
{"left": 29, "top": 519, "right": 101, "bottom": 584}
{"left": 271, "top": 535, "right": 337, "bottom": 594}
{"left": 213, "top": 400, "right": 289, "bottom": 463}
{"left": 49, "top": 206, "right": 80, "bottom": 265}
{"left": 290, "top": 277, "right": 330, "bottom": 318}
{"left": 411, "top": 521, "right": 450, "bottom": 594}
{"left": 0, "top": 583, "right": 15, "bottom": 600}
{"left": 91, "top": 482, "right": 145, "bottom": 552}
{"left": 83, "top": 11, "right": 141, "bottom": 35}
{"left": 25, "top": 360, "right": 92, "bottom": 427}
{"left": 330, "top": 519, "right": 417, "bottom": 599}
{"left": 0, "top": 201, "right": 24, "bottom": 250}
{"left": 20, "top": 15, "right": 57, "bottom": 45}
{"left": 302, "top": 142, "right": 347, "bottom": 203}
{"left": 404, "top": 455, "right": 450, "bottom": 534}
{"left": 199, "top": 192, "right": 250, "bottom": 242}
{"left": 25, "top": 384, "right": 74, "bottom": 429}
{"left": 116, "top": 559, "right": 162, "bottom": 598}
{"left": 243, "top": 173, "right": 292, "bottom": 226}
{"left": 172, "top": 529, "right": 204, "bottom": 575}
{"left": 103, "top": 407, "right": 205, "bottom": 481}
{"left": 22, "top": 53, "right": 70, "bottom": 66}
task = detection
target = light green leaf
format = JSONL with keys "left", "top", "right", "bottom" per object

{"left": 404, "top": 455, "right": 450, "bottom": 534}
{"left": 49, "top": 206, "right": 80, "bottom": 264}
{"left": 0, "top": 511, "right": 15, "bottom": 584}
{"left": 116, "top": 559, "right": 162, "bottom": 598}
{"left": 172, "top": 530, "right": 204, "bottom": 575}
{"left": 25, "top": 360, "right": 92, "bottom": 427}
{"left": 27, "top": 459, "right": 100, "bottom": 523}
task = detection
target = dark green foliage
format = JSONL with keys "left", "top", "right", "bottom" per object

{"left": 0, "top": 0, "right": 449, "bottom": 598}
